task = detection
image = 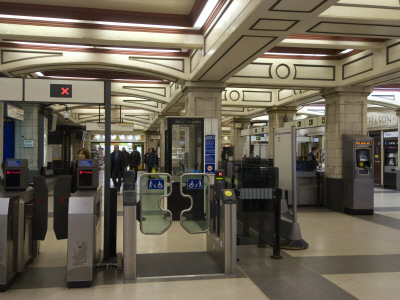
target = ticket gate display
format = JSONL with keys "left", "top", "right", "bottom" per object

{"left": 343, "top": 135, "right": 374, "bottom": 214}
{"left": 139, "top": 173, "right": 172, "bottom": 234}
{"left": 4, "top": 159, "right": 29, "bottom": 190}
{"left": 77, "top": 159, "right": 99, "bottom": 190}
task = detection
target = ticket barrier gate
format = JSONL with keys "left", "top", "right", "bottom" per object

{"left": 67, "top": 186, "right": 102, "bottom": 288}
{"left": 122, "top": 172, "right": 236, "bottom": 280}
{"left": 0, "top": 176, "right": 48, "bottom": 291}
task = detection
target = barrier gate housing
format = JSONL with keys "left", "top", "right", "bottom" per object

{"left": 123, "top": 172, "right": 236, "bottom": 279}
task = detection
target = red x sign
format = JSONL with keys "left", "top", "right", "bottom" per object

{"left": 61, "top": 87, "right": 70, "bottom": 95}
{"left": 50, "top": 84, "right": 72, "bottom": 98}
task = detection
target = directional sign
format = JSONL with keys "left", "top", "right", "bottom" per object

{"left": 148, "top": 179, "right": 164, "bottom": 189}
{"left": 187, "top": 179, "right": 204, "bottom": 189}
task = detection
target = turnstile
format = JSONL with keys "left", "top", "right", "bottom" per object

{"left": 0, "top": 176, "right": 48, "bottom": 291}
{"left": 67, "top": 186, "right": 102, "bottom": 288}
{"left": 122, "top": 172, "right": 237, "bottom": 280}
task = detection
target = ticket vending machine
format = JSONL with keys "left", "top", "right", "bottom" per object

{"left": 342, "top": 135, "right": 374, "bottom": 214}
{"left": 4, "top": 159, "right": 29, "bottom": 190}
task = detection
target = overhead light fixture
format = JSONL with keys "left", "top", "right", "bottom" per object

{"left": 194, "top": 0, "right": 219, "bottom": 28}
{"left": 339, "top": 49, "right": 354, "bottom": 54}
{"left": 0, "top": 14, "right": 189, "bottom": 30}
{"left": 95, "top": 46, "right": 181, "bottom": 53}
{"left": 46, "top": 76, "right": 100, "bottom": 80}
{"left": 35, "top": 72, "right": 44, "bottom": 77}
{"left": 265, "top": 52, "right": 328, "bottom": 57}
{"left": 7, "top": 40, "right": 93, "bottom": 49}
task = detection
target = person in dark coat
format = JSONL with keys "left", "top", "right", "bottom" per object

{"left": 111, "top": 145, "right": 125, "bottom": 190}
{"left": 121, "top": 146, "right": 130, "bottom": 169}
{"left": 146, "top": 148, "right": 158, "bottom": 173}
{"left": 129, "top": 145, "right": 141, "bottom": 183}
{"left": 306, "top": 145, "right": 319, "bottom": 171}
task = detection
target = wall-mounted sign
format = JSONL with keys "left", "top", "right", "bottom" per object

{"left": 367, "top": 112, "right": 397, "bottom": 129}
{"left": 6, "top": 103, "right": 24, "bottom": 120}
{"left": 24, "top": 140, "right": 34, "bottom": 148}
{"left": 86, "top": 122, "right": 134, "bottom": 132}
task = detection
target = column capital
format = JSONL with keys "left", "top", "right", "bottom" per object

{"left": 182, "top": 81, "right": 226, "bottom": 95}
{"left": 321, "top": 86, "right": 373, "bottom": 99}
{"left": 266, "top": 105, "right": 297, "bottom": 114}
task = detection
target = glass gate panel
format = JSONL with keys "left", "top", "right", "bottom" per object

{"left": 140, "top": 173, "right": 172, "bottom": 234}
{"left": 180, "top": 173, "right": 210, "bottom": 233}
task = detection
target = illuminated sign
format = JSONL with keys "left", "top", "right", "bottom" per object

{"left": 79, "top": 170, "right": 93, "bottom": 175}
{"left": 297, "top": 121, "right": 302, "bottom": 127}
{"left": 309, "top": 119, "right": 313, "bottom": 126}
{"left": 356, "top": 142, "right": 372, "bottom": 145}
{"left": 6, "top": 170, "right": 21, "bottom": 175}
{"left": 50, "top": 84, "right": 72, "bottom": 98}
{"left": 216, "top": 171, "right": 224, "bottom": 180}
{"left": 322, "top": 117, "right": 326, "bottom": 124}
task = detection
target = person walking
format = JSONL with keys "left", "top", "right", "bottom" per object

{"left": 121, "top": 146, "right": 130, "bottom": 170}
{"left": 129, "top": 145, "right": 141, "bottom": 183}
{"left": 146, "top": 148, "right": 158, "bottom": 173}
{"left": 111, "top": 145, "right": 125, "bottom": 191}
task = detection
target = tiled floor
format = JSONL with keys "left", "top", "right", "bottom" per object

{"left": 4, "top": 177, "right": 400, "bottom": 299}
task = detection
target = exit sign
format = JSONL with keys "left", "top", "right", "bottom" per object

{"left": 50, "top": 84, "right": 72, "bottom": 98}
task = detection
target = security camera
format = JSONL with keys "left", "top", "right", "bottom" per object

{"left": 63, "top": 110, "right": 70, "bottom": 120}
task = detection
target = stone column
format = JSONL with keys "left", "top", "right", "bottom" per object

{"left": 267, "top": 106, "right": 297, "bottom": 159}
{"left": 14, "top": 104, "right": 43, "bottom": 181}
{"left": 230, "top": 118, "right": 250, "bottom": 160}
{"left": 321, "top": 86, "right": 372, "bottom": 210}
{"left": 182, "top": 81, "right": 226, "bottom": 168}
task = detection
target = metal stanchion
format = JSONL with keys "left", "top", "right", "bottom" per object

{"left": 123, "top": 170, "right": 137, "bottom": 280}
{"left": 271, "top": 188, "right": 282, "bottom": 259}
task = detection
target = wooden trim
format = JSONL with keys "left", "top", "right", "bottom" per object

{"left": 0, "top": 1, "right": 192, "bottom": 27}
{"left": 202, "top": 0, "right": 230, "bottom": 33}
{"left": 0, "top": 42, "right": 190, "bottom": 57}
{"left": 0, "top": 18, "right": 201, "bottom": 35}
{"left": 287, "top": 34, "right": 388, "bottom": 43}
{"left": 190, "top": 0, "right": 208, "bottom": 26}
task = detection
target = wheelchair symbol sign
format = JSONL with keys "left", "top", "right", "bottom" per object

{"left": 148, "top": 179, "right": 164, "bottom": 189}
{"left": 187, "top": 179, "right": 203, "bottom": 189}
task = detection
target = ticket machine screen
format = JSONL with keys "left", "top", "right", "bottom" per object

{"left": 356, "top": 149, "right": 371, "bottom": 174}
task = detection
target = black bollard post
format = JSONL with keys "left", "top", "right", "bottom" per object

{"left": 271, "top": 188, "right": 282, "bottom": 259}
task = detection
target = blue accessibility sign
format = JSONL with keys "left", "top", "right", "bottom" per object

{"left": 187, "top": 179, "right": 204, "bottom": 189}
{"left": 148, "top": 179, "right": 164, "bottom": 189}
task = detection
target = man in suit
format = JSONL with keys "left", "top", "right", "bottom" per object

{"left": 129, "top": 145, "right": 141, "bottom": 183}
{"left": 111, "top": 145, "right": 125, "bottom": 190}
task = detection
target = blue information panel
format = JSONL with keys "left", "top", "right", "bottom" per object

{"left": 205, "top": 135, "right": 215, "bottom": 174}
{"left": 148, "top": 179, "right": 164, "bottom": 189}
{"left": 187, "top": 179, "right": 204, "bottom": 189}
